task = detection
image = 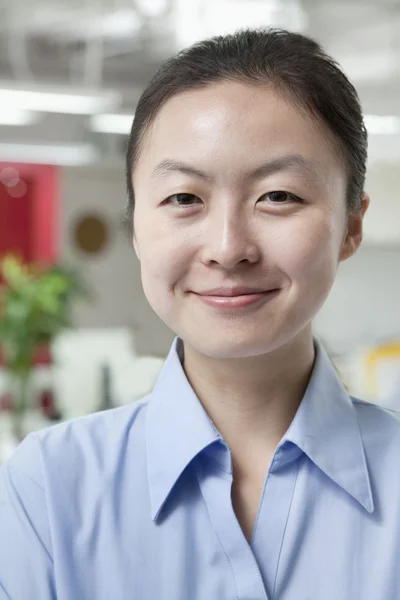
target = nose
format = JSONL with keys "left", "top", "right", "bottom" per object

{"left": 202, "top": 208, "right": 260, "bottom": 269}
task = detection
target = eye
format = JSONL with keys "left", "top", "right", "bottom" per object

{"left": 165, "top": 193, "right": 202, "bottom": 207}
{"left": 259, "top": 191, "right": 302, "bottom": 204}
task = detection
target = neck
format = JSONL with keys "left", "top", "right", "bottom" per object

{"left": 182, "top": 328, "right": 315, "bottom": 478}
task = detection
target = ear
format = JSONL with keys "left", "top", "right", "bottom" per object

{"left": 339, "top": 192, "right": 370, "bottom": 262}
{"left": 133, "top": 232, "right": 140, "bottom": 261}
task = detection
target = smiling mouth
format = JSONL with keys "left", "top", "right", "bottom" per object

{"left": 193, "top": 289, "right": 280, "bottom": 309}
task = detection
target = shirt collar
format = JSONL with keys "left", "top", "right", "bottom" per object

{"left": 146, "top": 338, "right": 222, "bottom": 521}
{"left": 146, "top": 336, "right": 374, "bottom": 521}
{"left": 280, "top": 338, "right": 374, "bottom": 513}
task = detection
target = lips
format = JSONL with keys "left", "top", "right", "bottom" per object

{"left": 192, "top": 287, "right": 280, "bottom": 310}
{"left": 196, "top": 286, "right": 273, "bottom": 297}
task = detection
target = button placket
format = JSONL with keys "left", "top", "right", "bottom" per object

{"left": 196, "top": 456, "right": 269, "bottom": 600}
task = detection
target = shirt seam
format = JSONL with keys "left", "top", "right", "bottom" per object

{"left": 231, "top": 493, "right": 267, "bottom": 597}
{"left": 30, "top": 433, "right": 55, "bottom": 565}
{"left": 5, "top": 462, "right": 45, "bottom": 492}
{"left": 195, "top": 460, "right": 240, "bottom": 600}
{"left": 3, "top": 461, "right": 54, "bottom": 566}
{"left": 250, "top": 467, "right": 271, "bottom": 547}
{"left": 352, "top": 398, "right": 400, "bottom": 420}
{"left": 271, "top": 458, "right": 301, "bottom": 599}
{"left": 0, "top": 579, "right": 12, "bottom": 600}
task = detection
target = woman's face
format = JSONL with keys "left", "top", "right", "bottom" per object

{"left": 132, "top": 81, "right": 367, "bottom": 359}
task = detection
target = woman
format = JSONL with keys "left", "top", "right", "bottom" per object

{"left": 1, "top": 28, "right": 399, "bottom": 600}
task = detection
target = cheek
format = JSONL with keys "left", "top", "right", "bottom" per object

{"left": 276, "top": 214, "right": 342, "bottom": 291}
{"left": 135, "top": 213, "right": 194, "bottom": 290}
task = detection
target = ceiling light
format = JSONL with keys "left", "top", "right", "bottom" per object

{"left": 134, "top": 0, "right": 168, "bottom": 18}
{"left": 0, "top": 143, "right": 99, "bottom": 166}
{"left": 174, "top": 0, "right": 306, "bottom": 48}
{"left": 0, "top": 86, "right": 121, "bottom": 115}
{"left": 0, "top": 108, "right": 40, "bottom": 126}
{"left": 49, "top": 9, "right": 142, "bottom": 41}
{"left": 90, "top": 113, "right": 134, "bottom": 135}
{"left": 364, "top": 114, "right": 400, "bottom": 135}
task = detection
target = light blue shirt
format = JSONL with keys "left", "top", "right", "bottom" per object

{"left": 1, "top": 336, "right": 400, "bottom": 600}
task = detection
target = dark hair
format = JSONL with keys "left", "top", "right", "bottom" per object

{"left": 125, "top": 27, "right": 367, "bottom": 227}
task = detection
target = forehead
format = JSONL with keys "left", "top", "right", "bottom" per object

{"left": 136, "top": 80, "right": 343, "bottom": 180}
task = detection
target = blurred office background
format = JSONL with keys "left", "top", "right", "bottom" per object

{"left": 0, "top": 0, "right": 400, "bottom": 458}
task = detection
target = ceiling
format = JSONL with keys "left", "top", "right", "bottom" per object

{"left": 0, "top": 0, "right": 399, "bottom": 99}
{"left": 0, "top": 0, "right": 399, "bottom": 244}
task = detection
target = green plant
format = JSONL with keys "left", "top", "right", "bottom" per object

{"left": 0, "top": 255, "right": 88, "bottom": 437}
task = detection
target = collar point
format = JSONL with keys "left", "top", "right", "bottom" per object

{"left": 151, "top": 506, "right": 162, "bottom": 522}
{"left": 363, "top": 496, "right": 375, "bottom": 515}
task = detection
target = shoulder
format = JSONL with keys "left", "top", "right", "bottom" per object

{"left": 352, "top": 396, "right": 400, "bottom": 433}
{"left": 35, "top": 396, "right": 150, "bottom": 450}
{"left": 3, "top": 398, "right": 151, "bottom": 487}
{"left": 351, "top": 396, "right": 400, "bottom": 470}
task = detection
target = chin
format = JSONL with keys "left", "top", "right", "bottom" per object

{"left": 179, "top": 315, "right": 313, "bottom": 360}
{"left": 184, "top": 330, "right": 283, "bottom": 360}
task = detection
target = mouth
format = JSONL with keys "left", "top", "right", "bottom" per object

{"left": 193, "top": 288, "right": 280, "bottom": 310}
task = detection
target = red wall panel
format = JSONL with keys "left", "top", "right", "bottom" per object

{"left": 0, "top": 163, "right": 59, "bottom": 266}
{"left": 0, "top": 163, "right": 59, "bottom": 366}
{"left": 0, "top": 178, "right": 33, "bottom": 262}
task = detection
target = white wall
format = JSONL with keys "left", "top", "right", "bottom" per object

{"left": 60, "top": 165, "right": 174, "bottom": 357}
{"left": 314, "top": 245, "right": 400, "bottom": 354}
{"left": 362, "top": 162, "right": 400, "bottom": 245}
{"left": 314, "top": 161, "right": 400, "bottom": 354}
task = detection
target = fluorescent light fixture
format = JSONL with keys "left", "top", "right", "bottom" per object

{"left": 174, "top": 0, "right": 306, "bottom": 48}
{"left": 134, "top": 0, "right": 168, "bottom": 18}
{"left": 0, "top": 108, "right": 40, "bottom": 126}
{"left": 364, "top": 114, "right": 400, "bottom": 135}
{"left": 0, "top": 143, "right": 99, "bottom": 166}
{"left": 0, "top": 87, "right": 121, "bottom": 115}
{"left": 95, "top": 10, "right": 141, "bottom": 38}
{"left": 90, "top": 113, "right": 134, "bottom": 135}
{"left": 45, "top": 9, "right": 142, "bottom": 42}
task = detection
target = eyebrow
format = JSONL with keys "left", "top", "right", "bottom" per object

{"left": 152, "top": 159, "right": 213, "bottom": 183}
{"left": 151, "top": 155, "right": 321, "bottom": 184}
